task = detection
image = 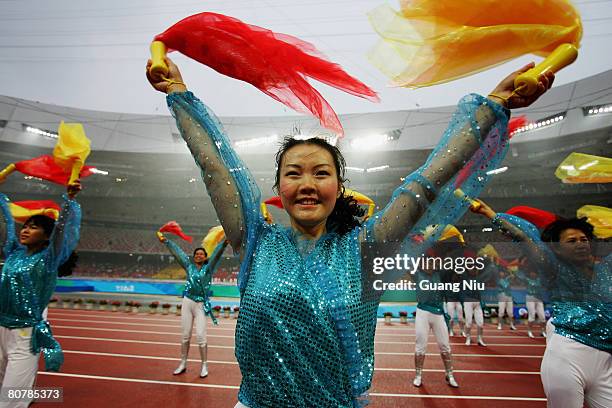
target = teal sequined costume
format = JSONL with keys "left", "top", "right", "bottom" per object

{"left": 167, "top": 90, "right": 509, "bottom": 407}
{"left": 492, "top": 214, "right": 611, "bottom": 353}
{"left": 0, "top": 193, "right": 81, "bottom": 371}
{"left": 414, "top": 270, "right": 447, "bottom": 315}
{"left": 163, "top": 239, "right": 227, "bottom": 324}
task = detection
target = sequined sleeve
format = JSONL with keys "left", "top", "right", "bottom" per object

{"left": 490, "top": 213, "right": 554, "bottom": 276}
{"left": 166, "top": 91, "right": 263, "bottom": 293}
{"left": 0, "top": 193, "right": 19, "bottom": 258}
{"left": 46, "top": 194, "right": 81, "bottom": 273}
{"left": 164, "top": 239, "right": 191, "bottom": 273}
{"left": 206, "top": 240, "right": 228, "bottom": 273}
{"left": 361, "top": 95, "right": 509, "bottom": 280}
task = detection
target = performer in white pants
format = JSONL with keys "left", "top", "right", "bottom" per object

{"left": 495, "top": 267, "right": 516, "bottom": 330}
{"left": 516, "top": 267, "right": 547, "bottom": 338}
{"left": 445, "top": 271, "right": 465, "bottom": 337}
{"left": 0, "top": 182, "right": 82, "bottom": 408}
{"left": 412, "top": 269, "right": 458, "bottom": 388}
{"left": 158, "top": 232, "right": 228, "bottom": 377}
{"left": 461, "top": 261, "right": 495, "bottom": 347}
{"left": 473, "top": 201, "right": 612, "bottom": 408}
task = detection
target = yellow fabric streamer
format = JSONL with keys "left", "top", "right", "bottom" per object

{"left": 478, "top": 244, "right": 501, "bottom": 260}
{"left": 368, "top": 0, "right": 582, "bottom": 87}
{"left": 577, "top": 205, "right": 612, "bottom": 239}
{"left": 555, "top": 152, "right": 612, "bottom": 184}
{"left": 8, "top": 203, "right": 59, "bottom": 223}
{"left": 202, "top": 226, "right": 226, "bottom": 257}
{"left": 344, "top": 188, "right": 376, "bottom": 218}
{"left": 53, "top": 121, "right": 91, "bottom": 184}
{"left": 423, "top": 224, "right": 465, "bottom": 243}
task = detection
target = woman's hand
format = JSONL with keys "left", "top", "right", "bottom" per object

{"left": 67, "top": 180, "right": 82, "bottom": 199}
{"left": 470, "top": 198, "right": 496, "bottom": 219}
{"left": 488, "top": 62, "right": 555, "bottom": 109}
{"left": 146, "top": 57, "right": 187, "bottom": 94}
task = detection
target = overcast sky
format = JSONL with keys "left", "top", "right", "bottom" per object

{"left": 1, "top": 0, "right": 610, "bottom": 117}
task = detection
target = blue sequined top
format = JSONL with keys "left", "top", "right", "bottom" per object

{"left": 493, "top": 214, "right": 611, "bottom": 352}
{"left": 164, "top": 239, "right": 227, "bottom": 323}
{"left": 0, "top": 193, "right": 81, "bottom": 371}
{"left": 167, "top": 91, "right": 509, "bottom": 407}
{"left": 414, "top": 270, "right": 446, "bottom": 315}
{"left": 515, "top": 269, "right": 545, "bottom": 300}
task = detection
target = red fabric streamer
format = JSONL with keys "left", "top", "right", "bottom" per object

{"left": 154, "top": 12, "right": 379, "bottom": 135}
{"left": 15, "top": 155, "right": 94, "bottom": 186}
{"left": 506, "top": 206, "right": 558, "bottom": 229}
{"left": 159, "top": 221, "right": 193, "bottom": 243}
{"left": 264, "top": 196, "right": 284, "bottom": 209}
{"left": 508, "top": 116, "right": 529, "bottom": 139}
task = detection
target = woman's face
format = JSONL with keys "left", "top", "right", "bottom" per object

{"left": 556, "top": 228, "right": 592, "bottom": 264}
{"left": 279, "top": 144, "right": 341, "bottom": 231}
{"left": 193, "top": 249, "right": 207, "bottom": 264}
{"left": 19, "top": 222, "right": 48, "bottom": 247}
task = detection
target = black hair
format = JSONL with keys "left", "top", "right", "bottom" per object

{"left": 193, "top": 247, "right": 208, "bottom": 263}
{"left": 23, "top": 215, "right": 79, "bottom": 276}
{"left": 273, "top": 136, "right": 365, "bottom": 235}
{"left": 24, "top": 215, "right": 55, "bottom": 237}
{"left": 541, "top": 217, "right": 595, "bottom": 243}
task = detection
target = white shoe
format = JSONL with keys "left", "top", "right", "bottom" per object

{"left": 541, "top": 331, "right": 547, "bottom": 338}
{"left": 446, "top": 373, "right": 459, "bottom": 388}
{"left": 413, "top": 373, "right": 422, "bottom": 387}
{"left": 173, "top": 360, "right": 187, "bottom": 375}
{"left": 477, "top": 337, "right": 487, "bottom": 347}
{"left": 200, "top": 363, "right": 208, "bottom": 378}
{"left": 497, "top": 323, "right": 502, "bottom": 330}
{"left": 449, "top": 329, "right": 455, "bottom": 337}
{"left": 465, "top": 337, "right": 471, "bottom": 346}
{"left": 510, "top": 324, "right": 517, "bottom": 331}
{"left": 461, "top": 330, "right": 467, "bottom": 338}
{"left": 528, "top": 331, "right": 535, "bottom": 339}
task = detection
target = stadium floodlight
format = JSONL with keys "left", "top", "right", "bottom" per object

{"left": 22, "top": 123, "right": 58, "bottom": 139}
{"left": 510, "top": 112, "right": 566, "bottom": 136}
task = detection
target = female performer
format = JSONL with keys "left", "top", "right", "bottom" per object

{"left": 412, "top": 267, "right": 459, "bottom": 388}
{"left": 147, "top": 57, "right": 552, "bottom": 407}
{"left": 157, "top": 231, "right": 228, "bottom": 377}
{"left": 515, "top": 260, "right": 547, "bottom": 338}
{"left": 0, "top": 181, "right": 81, "bottom": 408}
{"left": 471, "top": 199, "right": 611, "bottom": 408}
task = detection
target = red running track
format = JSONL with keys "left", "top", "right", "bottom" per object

{"left": 32, "top": 309, "right": 547, "bottom": 407}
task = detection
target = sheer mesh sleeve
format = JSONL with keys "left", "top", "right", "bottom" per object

{"left": 0, "top": 193, "right": 19, "bottom": 258}
{"left": 491, "top": 213, "right": 553, "bottom": 270}
{"left": 360, "top": 95, "right": 509, "bottom": 284}
{"left": 46, "top": 194, "right": 81, "bottom": 273}
{"left": 164, "top": 239, "right": 191, "bottom": 273}
{"left": 207, "top": 240, "right": 228, "bottom": 272}
{"left": 166, "top": 91, "right": 263, "bottom": 293}
{"left": 361, "top": 94, "right": 509, "bottom": 246}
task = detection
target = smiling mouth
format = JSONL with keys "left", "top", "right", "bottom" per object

{"left": 296, "top": 198, "right": 320, "bottom": 206}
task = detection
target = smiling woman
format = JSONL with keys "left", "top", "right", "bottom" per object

{"left": 147, "top": 56, "right": 553, "bottom": 408}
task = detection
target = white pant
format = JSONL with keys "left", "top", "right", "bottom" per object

{"left": 414, "top": 309, "right": 450, "bottom": 355}
{"left": 0, "top": 326, "right": 39, "bottom": 408}
{"left": 234, "top": 403, "right": 249, "bottom": 408}
{"left": 527, "top": 301, "right": 545, "bottom": 323}
{"left": 463, "top": 302, "right": 484, "bottom": 328}
{"left": 541, "top": 333, "right": 612, "bottom": 408}
{"left": 181, "top": 297, "right": 207, "bottom": 345}
{"left": 498, "top": 301, "right": 514, "bottom": 319}
{"left": 446, "top": 302, "right": 464, "bottom": 322}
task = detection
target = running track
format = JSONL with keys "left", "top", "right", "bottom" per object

{"left": 34, "top": 308, "right": 547, "bottom": 407}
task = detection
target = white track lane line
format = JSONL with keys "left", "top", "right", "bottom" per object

{"left": 37, "top": 372, "right": 545, "bottom": 401}
{"left": 61, "top": 349, "right": 541, "bottom": 375}
{"left": 51, "top": 324, "right": 545, "bottom": 346}
{"left": 54, "top": 334, "right": 541, "bottom": 357}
